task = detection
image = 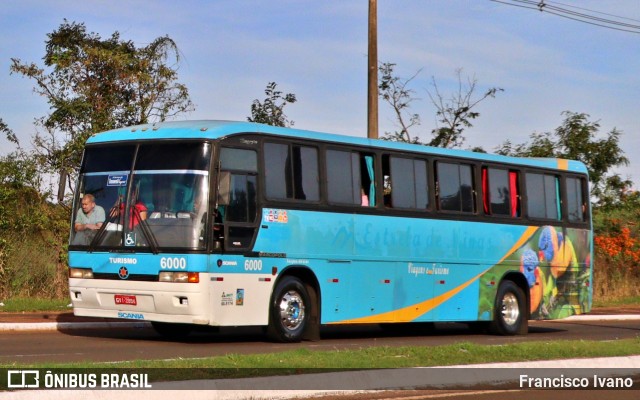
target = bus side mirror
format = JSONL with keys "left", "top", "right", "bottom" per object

{"left": 217, "top": 171, "right": 231, "bottom": 206}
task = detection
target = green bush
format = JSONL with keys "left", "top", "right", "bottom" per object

{"left": 0, "top": 184, "right": 69, "bottom": 299}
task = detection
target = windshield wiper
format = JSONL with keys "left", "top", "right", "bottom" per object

{"left": 132, "top": 206, "right": 159, "bottom": 254}
{"left": 87, "top": 201, "right": 159, "bottom": 254}
{"left": 88, "top": 207, "right": 120, "bottom": 252}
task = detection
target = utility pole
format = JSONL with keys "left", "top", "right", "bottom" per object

{"left": 57, "top": 168, "right": 67, "bottom": 204}
{"left": 367, "top": 0, "right": 379, "bottom": 139}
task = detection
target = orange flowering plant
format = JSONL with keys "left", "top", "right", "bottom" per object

{"left": 594, "top": 227, "right": 640, "bottom": 264}
{"left": 592, "top": 210, "right": 640, "bottom": 300}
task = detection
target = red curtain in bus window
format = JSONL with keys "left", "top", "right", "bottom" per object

{"left": 482, "top": 167, "right": 490, "bottom": 214}
{"left": 509, "top": 171, "right": 519, "bottom": 217}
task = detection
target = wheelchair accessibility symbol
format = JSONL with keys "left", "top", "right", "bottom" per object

{"left": 125, "top": 233, "right": 136, "bottom": 246}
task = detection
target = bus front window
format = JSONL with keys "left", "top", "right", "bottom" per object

{"left": 70, "top": 142, "right": 211, "bottom": 251}
{"left": 140, "top": 172, "right": 209, "bottom": 249}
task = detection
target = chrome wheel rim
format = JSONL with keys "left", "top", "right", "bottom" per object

{"left": 501, "top": 292, "right": 520, "bottom": 326}
{"left": 277, "top": 290, "right": 305, "bottom": 331}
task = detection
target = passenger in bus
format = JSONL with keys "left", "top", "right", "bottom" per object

{"left": 361, "top": 188, "right": 369, "bottom": 206}
{"left": 110, "top": 198, "right": 148, "bottom": 229}
{"left": 125, "top": 200, "right": 148, "bottom": 229}
{"left": 74, "top": 194, "right": 106, "bottom": 232}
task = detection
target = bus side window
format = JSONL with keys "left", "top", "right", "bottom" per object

{"left": 264, "top": 142, "right": 320, "bottom": 201}
{"left": 219, "top": 147, "right": 259, "bottom": 249}
{"left": 225, "top": 174, "right": 257, "bottom": 223}
{"left": 327, "top": 150, "right": 359, "bottom": 205}
{"left": 482, "top": 167, "right": 520, "bottom": 217}
{"left": 436, "top": 161, "right": 475, "bottom": 213}
{"left": 525, "top": 172, "right": 561, "bottom": 220}
{"left": 327, "top": 150, "right": 375, "bottom": 207}
{"left": 567, "top": 176, "right": 587, "bottom": 223}
{"left": 387, "top": 155, "right": 429, "bottom": 210}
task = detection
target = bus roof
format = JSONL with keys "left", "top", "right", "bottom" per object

{"left": 86, "top": 120, "right": 588, "bottom": 174}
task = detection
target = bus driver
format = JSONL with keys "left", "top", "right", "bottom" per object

{"left": 74, "top": 193, "right": 106, "bottom": 232}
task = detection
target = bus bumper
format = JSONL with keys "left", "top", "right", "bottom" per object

{"left": 69, "top": 278, "right": 210, "bottom": 325}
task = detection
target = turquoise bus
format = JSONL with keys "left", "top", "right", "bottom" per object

{"left": 68, "top": 120, "right": 592, "bottom": 342}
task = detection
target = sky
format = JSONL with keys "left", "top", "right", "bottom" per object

{"left": 1, "top": 0, "right": 639, "bottom": 186}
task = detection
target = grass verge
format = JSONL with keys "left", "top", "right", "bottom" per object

{"left": 0, "top": 297, "right": 71, "bottom": 312}
{"left": 593, "top": 296, "right": 640, "bottom": 308}
{"left": 2, "top": 338, "right": 639, "bottom": 382}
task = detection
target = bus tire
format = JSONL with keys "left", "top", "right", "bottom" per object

{"left": 267, "top": 276, "right": 311, "bottom": 343}
{"left": 151, "top": 321, "right": 193, "bottom": 340}
{"left": 490, "top": 280, "right": 528, "bottom": 336}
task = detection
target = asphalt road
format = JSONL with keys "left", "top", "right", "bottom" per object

{"left": 0, "top": 318, "right": 638, "bottom": 364}
{"left": 1, "top": 315, "right": 639, "bottom": 400}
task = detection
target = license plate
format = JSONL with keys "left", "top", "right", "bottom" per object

{"left": 114, "top": 294, "right": 137, "bottom": 306}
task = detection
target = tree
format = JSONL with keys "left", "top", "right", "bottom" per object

{"left": 248, "top": 82, "right": 297, "bottom": 127}
{"left": 597, "top": 175, "right": 639, "bottom": 210}
{"left": 496, "top": 111, "right": 629, "bottom": 206}
{"left": 378, "top": 62, "right": 422, "bottom": 144}
{"left": 428, "top": 69, "right": 503, "bottom": 148}
{"left": 0, "top": 118, "right": 42, "bottom": 192}
{"left": 378, "top": 64, "right": 502, "bottom": 148}
{"left": 0, "top": 151, "right": 43, "bottom": 191}
{"left": 1, "top": 118, "right": 19, "bottom": 146}
{"left": 10, "top": 20, "right": 194, "bottom": 196}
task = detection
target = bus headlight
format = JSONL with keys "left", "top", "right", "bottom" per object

{"left": 69, "top": 268, "right": 94, "bottom": 279}
{"left": 159, "top": 272, "right": 199, "bottom": 283}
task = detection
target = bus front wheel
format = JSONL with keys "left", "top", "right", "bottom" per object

{"left": 267, "top": 276, "right": 310, "bottom": 343}
{"left": 490, "top": 280, "right": 528, "bottom": 336}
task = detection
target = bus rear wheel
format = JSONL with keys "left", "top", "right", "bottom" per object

{"left": 490, "top": 280, "right": 528, "bottom": 336}
{"left": 267, "top": 276, "right": 310, "bottom": 343}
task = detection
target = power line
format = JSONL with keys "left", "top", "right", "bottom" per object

{"left": 491, "top": 0, "right": 640, "bottom": 34}
{"left": 541, "top": 1, "right": 640, "bottom": 30}
{"left": 547, "top": 1, "right": 640, "bottom": 24}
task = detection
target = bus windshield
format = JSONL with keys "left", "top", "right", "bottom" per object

{"left": 70, "top": 142, "right": 211, "bottom": 251}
